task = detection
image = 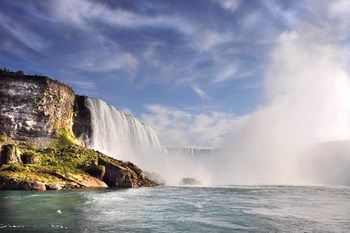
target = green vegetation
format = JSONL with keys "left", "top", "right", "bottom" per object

{"left": 0, "top": 129, "right": 156, "bottom": 190}
{"left": 0, "top": 129, "right": 106, "bottom": 185}
{"left": 0, "top": 67, "right": 46, "bottom": 78}
{"left": 51, "top": 128, "right": 81, "bottom": 147}
{"left": 0, "top": 67, "right": 24, "bottom": 77}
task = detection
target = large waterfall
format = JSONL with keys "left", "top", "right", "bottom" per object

{"left": 86, "top": 98, "right": 163, "bottom": 161}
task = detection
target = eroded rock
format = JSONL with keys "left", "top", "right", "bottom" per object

{"left": 45, "top": 183, "right": 63, "bottom": 190}
{"left": 99, "top": 157, "right": 157, "bottom": 188}
{"left": 84, "top": 164, "right": 106, "bottom": 180}
{"left": 0, "top": 176, "right": 46, "bottom": 191}
{"left": 0, "top": 144, "right": 22, "bottom": 165}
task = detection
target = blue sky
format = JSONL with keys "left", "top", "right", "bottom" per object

{"left": 1, "top": 0, "right": 349, "bottom": 147}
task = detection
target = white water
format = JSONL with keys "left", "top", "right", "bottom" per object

{"left": 86, "top": 98, "right": 163, "bottom": 161}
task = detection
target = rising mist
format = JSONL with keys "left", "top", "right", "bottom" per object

{"left": 136, "top": 25, "right": 350, "bottom": 186}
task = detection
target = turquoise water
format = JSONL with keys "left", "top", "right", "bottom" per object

{"left": 0, "top": 186, "right": 349, "bottom": 232}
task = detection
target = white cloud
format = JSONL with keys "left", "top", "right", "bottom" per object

{"left": 212, "top": 64, "right": 238, "bottom": 83}
{"left": 194, "top": 30, "right": 234, "bottom": 52}
{"left": 191, "top": 84, "right": 209, "bottom": 99}
{"left": 70, "top": 80, "right": 96, "bottom": 89}
{"left": 141, "top": 104, "right": 239, "bottom": 148}
{"left": 52, "top": 0, "right": 195, "bottom": 35}
{"left": 214, "top": 0, "right": 241, "bottom": 12}
{"left": 0, "top": 13, "right": 47, "bottom": 53}
{"left": 46, "top": 0, "right": 251, "bottom": 86}
{"left": 73, "top": 49, "right": 139, "bottom": 73}
{"left": 120, "top": 53, "right": 139, "bottom": 72}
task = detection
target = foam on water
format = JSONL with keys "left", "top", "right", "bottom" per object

{"left": 1, "top": 186, "right": 349, "bottom": 232}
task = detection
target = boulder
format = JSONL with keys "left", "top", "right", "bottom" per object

{"left": 0, "top": 176, "right": 46, "bottom": 191}
{"left": 98, "top": 157, "right": 157, "bottom": 188}
{"left": 0, "top": 144, "right": 22, "bottom": 165}
{"left": 179, "top": 177, "right": 201, "bottom": 185}
{"left": 45, "top": 183, "right": 63, "bottom": 190}
{"left": 102, "top": 163, "right": 133, "bottom": 187}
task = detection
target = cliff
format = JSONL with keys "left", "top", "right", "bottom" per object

{"left": 0, "top": 69, "right": 75, "bottom": 142}
{"left": 0, "top": 68, "right": 158, "bottom": 190}
{"left": 73, "top": 95, "right": 92, "bottom": 144}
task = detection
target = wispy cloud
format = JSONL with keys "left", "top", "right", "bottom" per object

{"left": 212, "top": 65, "right": 238, "bottom": 83}
{"left": 0, "top": 13, "right": 47, "bottom": 53}
{"left": 141, "top": 104, "right": 238, "bottom": 147}
{"left": 191, "top": 84, "right": 209, "bottom": 100}
{"left": 193, "top": 30, "right": 235, "bottom": 52}
{"left": 2, "top": 0, "right": 347, "bottom": 119}
{"left": 213, "top": 0, "right": 241, "bottom": 12}
{"left": 51, "top": 0, "right": 195, "bottom": 35}
{"left": 70, "top": 80, "right": 96, "bottom": 89}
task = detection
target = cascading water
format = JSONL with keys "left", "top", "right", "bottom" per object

{"left": 86, "top": 98, "right": 163, "bottom": 161}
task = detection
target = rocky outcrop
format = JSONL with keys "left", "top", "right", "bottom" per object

{"left": 99, "top": 156, "right": 157, "bottom": 188}
{"left": 84, "top": 164, "right": 105, "bottom": 180}
{"left": 0, "top": 144, "right": 22, "bottom": 165}
{"left": 0, "top": 176, "right": 46, "bottom": 191}
{"left": 73, "top": 95, "right": 92, "bottom": 144}
{"left": 0, "top": 69, "right": 75, "bottom": 141}
{"left": 0, "top": 142, "right": 157, "bottom": 190}
{"left": 52, "top": 172, "right": 107, "bottom": 188}
{"left": 179, "top": 177, "right": 201, "bottom": 185}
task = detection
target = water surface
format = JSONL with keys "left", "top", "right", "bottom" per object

{"left": 0, "top": 186, "right": 349, "bottom": 232}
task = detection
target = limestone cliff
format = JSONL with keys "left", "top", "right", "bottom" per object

{"left": 0, "top": 69, "right": 75, "bottom": 141}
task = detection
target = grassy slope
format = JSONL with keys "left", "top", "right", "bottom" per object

{"left": 0, "top": 129, "right": 133, "bottom": 187}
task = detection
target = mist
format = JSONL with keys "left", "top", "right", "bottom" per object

{"left": 213, "top": 27, "right": 350, "bottom": 185}
{"left": 136, "top": 25, "right": 350, "bottom": 186}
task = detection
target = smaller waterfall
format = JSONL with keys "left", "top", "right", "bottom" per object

{"left": 86, "top": 98, "right": 162, "bottom": 161}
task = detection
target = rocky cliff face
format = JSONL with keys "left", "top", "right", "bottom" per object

{"left": 73, "top": 95, "right": 92, "bottom": 144}
{"left": 0, "top": 71, "right": 75, "bottom": 141}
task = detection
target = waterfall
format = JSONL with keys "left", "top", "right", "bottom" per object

{"left": 86, "top": 98, "right": 163, "bottom": 161}
{"left": 166, "top": 147, "right": 216, "bottom": 156}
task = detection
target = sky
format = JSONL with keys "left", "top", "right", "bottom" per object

{"left": 1, "top": 0, "right": 350, "bottom": 148}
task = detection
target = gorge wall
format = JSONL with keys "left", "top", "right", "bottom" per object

{"left": 0, "top": 70, "right": 75, "bottom": 141}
